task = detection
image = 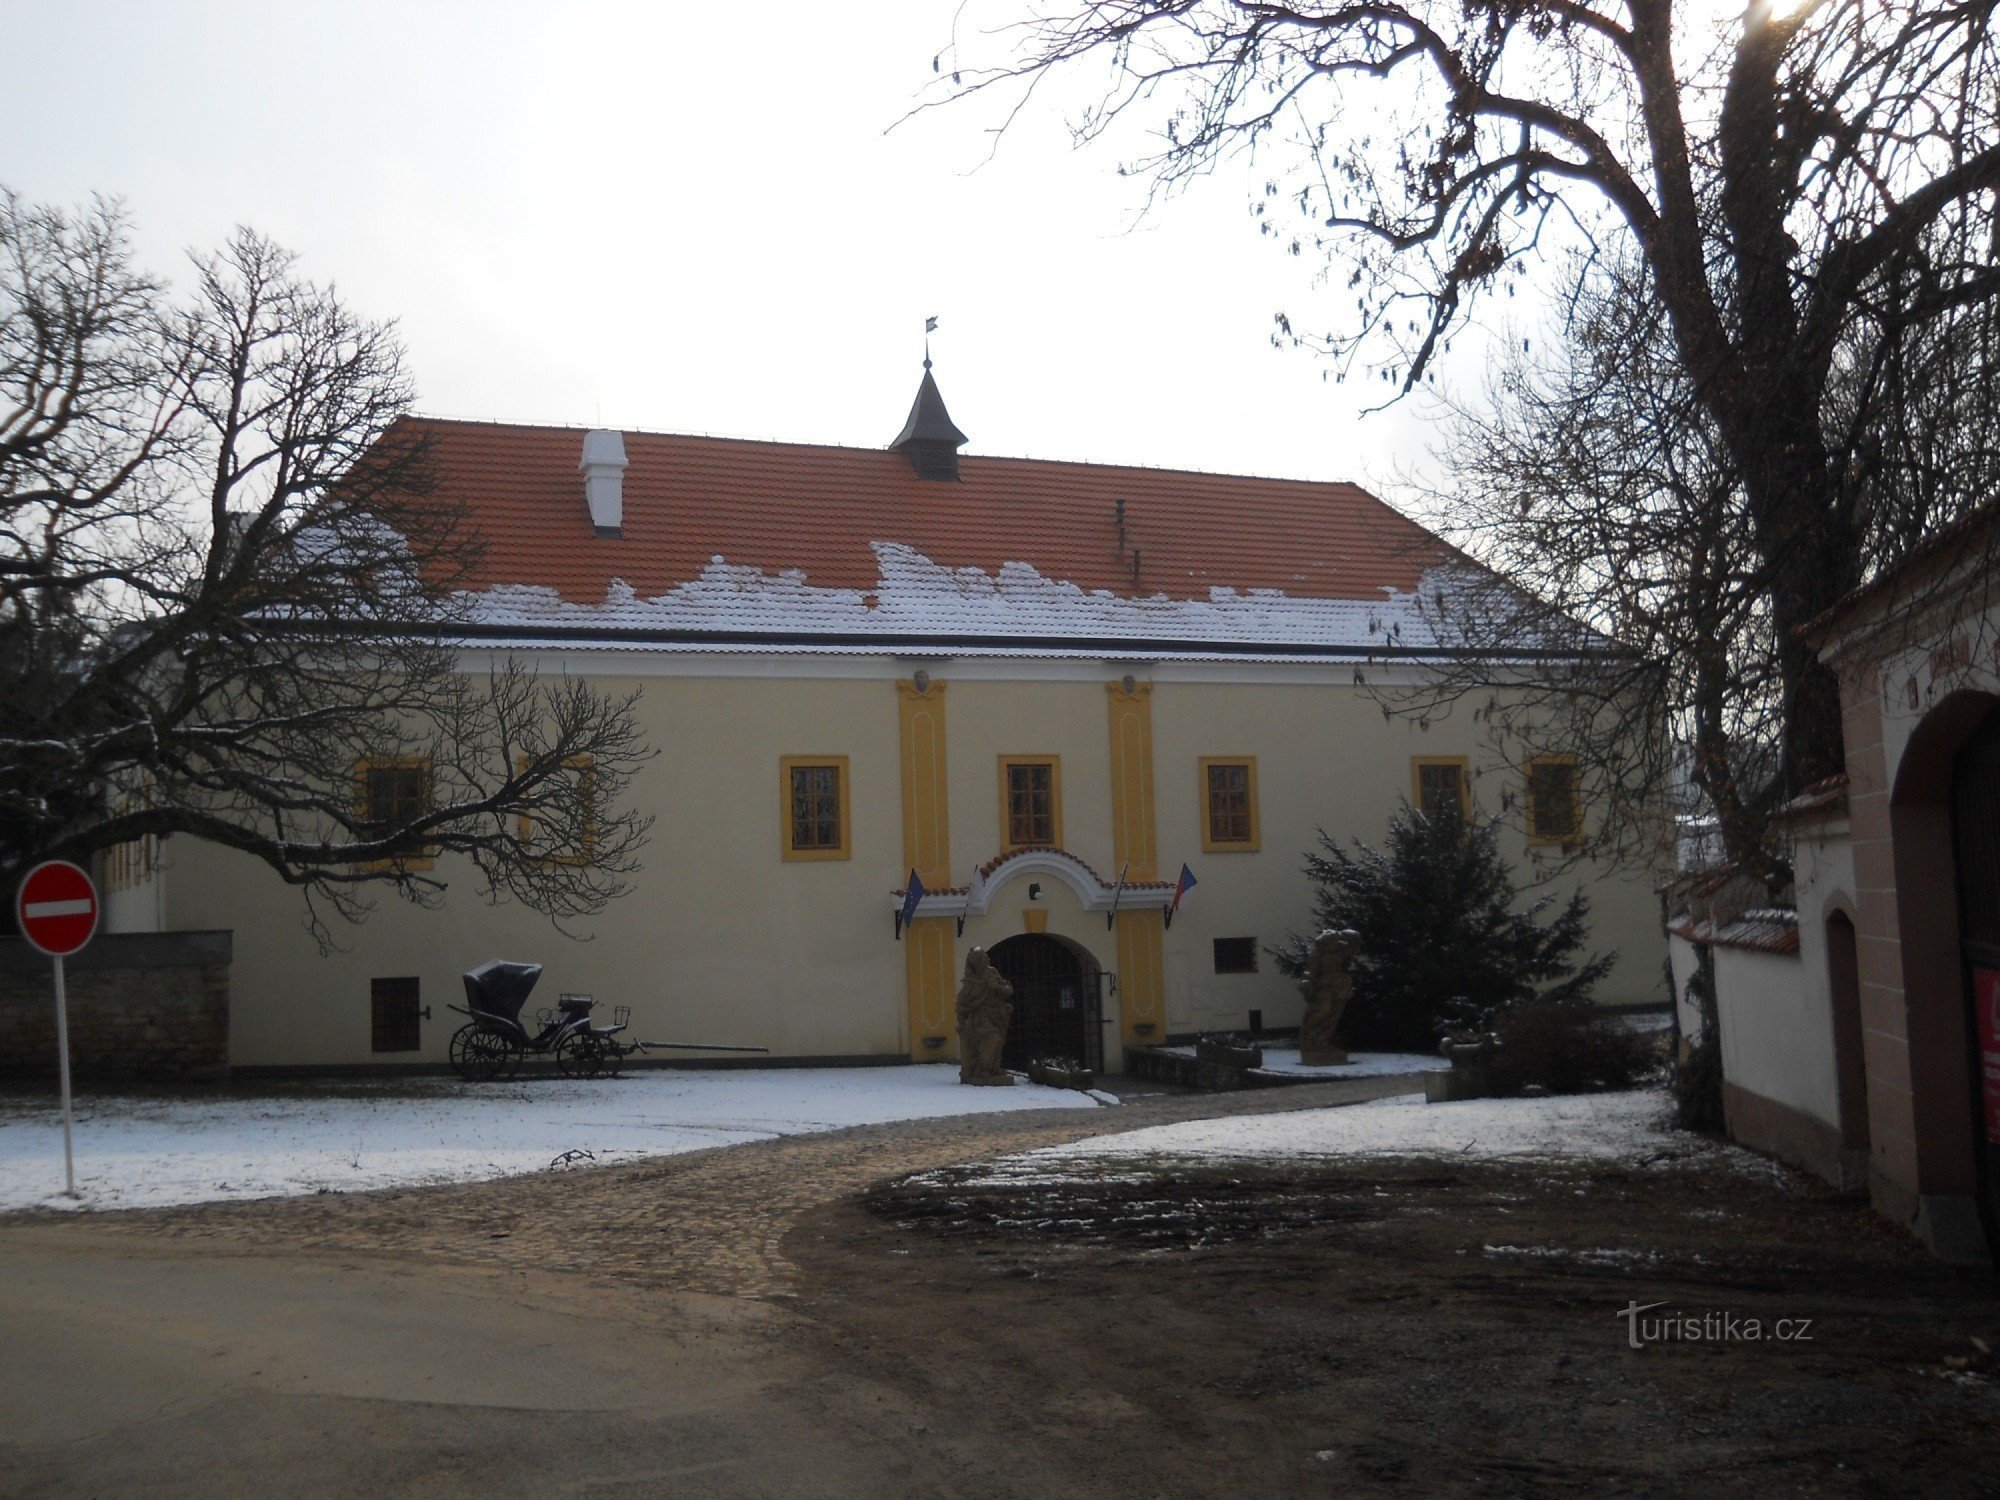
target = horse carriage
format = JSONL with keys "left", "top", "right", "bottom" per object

{"left": 447, "top": 959, "right": 764, "bottom": 1081}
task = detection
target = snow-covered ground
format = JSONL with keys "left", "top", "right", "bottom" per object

{"left": 943, "top": 1090, "right": 1727, "bottom": 1187}
{"left": 0, "top": 1064, "right": 1104, "bottom": 1214}
{"left": 1162, "top": 1047, "right": 1440, "bottom": 1079}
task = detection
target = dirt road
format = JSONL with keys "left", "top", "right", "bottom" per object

{"left": 1, "top": 1077, "right": 1994, "bottom": 1496}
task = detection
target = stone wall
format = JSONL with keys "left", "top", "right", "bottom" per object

{"left": 0, "top": 932, "right": 231, "bottom": 1082}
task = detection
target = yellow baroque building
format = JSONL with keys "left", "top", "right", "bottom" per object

{"left": 105, "top": 367, "right": 1666, "bottom": 1071}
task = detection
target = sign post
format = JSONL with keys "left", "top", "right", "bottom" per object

{"left": 15, "top": 860, "right": 100, "bottom": 1198}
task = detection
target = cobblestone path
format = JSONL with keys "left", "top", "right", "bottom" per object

{"left": 36, "top": 1075, "right": 1421, "bottom": 1300}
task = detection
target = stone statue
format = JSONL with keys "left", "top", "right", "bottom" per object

{"left": 1299, "top": 929, "right": 1359, "bottom": 1065}
{"left": 956, "top": 947, "right": 1016, "bottom": 1086}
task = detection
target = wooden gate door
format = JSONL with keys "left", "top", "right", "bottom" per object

{"left": 990, "top": 934, "right": 1101, "bottom": 1072}
{"left": 1949, "top": 706, "right": 2000, "bottom": 1253}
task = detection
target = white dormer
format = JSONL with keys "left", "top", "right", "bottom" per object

{"left": 579, "top": 429, "right": 628, "bottom": 535}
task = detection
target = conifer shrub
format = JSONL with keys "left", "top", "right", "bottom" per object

{"left": 1276, "top": 798, "right": 1616, "bottom": 1056}
{"left": 1484, "top": 995, "right": 1655, "bottom": 1096}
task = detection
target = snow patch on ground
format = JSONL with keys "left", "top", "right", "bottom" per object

{"left": 0, "top": 1064, "right": 1100, "bottom": 1214}
{"left": 953, "top": 1090, "right": 1716, "bottom": 1186}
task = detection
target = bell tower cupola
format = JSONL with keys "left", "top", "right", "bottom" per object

{"left": 890, "top": 354, "right": 969, "bottom": 482}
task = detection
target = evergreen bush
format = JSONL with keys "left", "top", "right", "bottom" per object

{"left": 1276, "top": 798, "right": 1615, "bottom": 1052}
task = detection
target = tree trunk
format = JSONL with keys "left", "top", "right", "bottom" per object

{"left": 1742, "top": 428, "right": 1857, "bottom": 796}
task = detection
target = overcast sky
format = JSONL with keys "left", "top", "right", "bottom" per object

{"left": 3, "top": 2, "right": 1473, "bottom": 499}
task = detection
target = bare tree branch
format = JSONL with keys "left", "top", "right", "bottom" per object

{"left": 1, "top": 192, "right": 654, "bottom": 947}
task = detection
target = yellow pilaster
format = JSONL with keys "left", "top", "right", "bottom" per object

{"left": 1106, "top": 682, "right": 1165, "bottom": 1042}
{"left": 1115, "top": 908, "right": 1167, "bottom": 1042}
{"left": 898, "top": 680, "right": 954, "bottom": 1059}
{"left": 1105, "top": 682, "right": 1158, "bottom": 882}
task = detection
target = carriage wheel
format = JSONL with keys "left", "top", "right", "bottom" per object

{"left": 450, "top": 1025, "right": 513, "bottom": 1082}
{"left": 554, "top": 1032, "right": 605, "bottom": 1080}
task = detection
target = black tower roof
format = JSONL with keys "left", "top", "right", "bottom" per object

{"left": 890, "top": 359, "right": 969, "bottom": 481}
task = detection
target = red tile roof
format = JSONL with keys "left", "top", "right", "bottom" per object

{"left": 1773, "top": 773, "right": 1849, "bottom": 822}
{"left": 1667, "top": 908, "right": 1801, "bottom": 956}
{"left": 398, "top": 415, "right": 1459, "bottom": 627}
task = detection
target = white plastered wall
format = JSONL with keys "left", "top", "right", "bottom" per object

{"left": 153, "top": 654, "right": 1670, "bottom": 1067}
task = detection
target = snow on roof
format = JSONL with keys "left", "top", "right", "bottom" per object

{"left": 387, "top": 416, "right": 1591, "bottom": 657}
{"left": 1667, "top": 907, "right": 1800, "bottom": 956}
{"left": 461, "top": 542, "right": 1495, "bottom": 653}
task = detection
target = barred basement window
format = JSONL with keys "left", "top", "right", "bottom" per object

{"left": 370, "top": 977, "right": 422, "bottom": 1053}
{"left": 1213, "top": 937, "right": 1258, "bottom": 974}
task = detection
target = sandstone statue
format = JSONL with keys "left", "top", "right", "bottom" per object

{"left": 956, "top": 947, "right": 1016, "bottom": 1085}
{"left": 1299, "top": 929, "right": 1359, "bottom": 1065}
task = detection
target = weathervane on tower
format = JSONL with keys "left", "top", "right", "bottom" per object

{"left": 924, "top": 314, "right": 938, "bottom": 368}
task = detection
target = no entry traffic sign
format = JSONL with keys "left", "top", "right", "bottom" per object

{"left": 15, "top": 860, "right": 99, "bottom": 957}
{"left": 13, "top": 859, "right": 97, "bottom": 1197}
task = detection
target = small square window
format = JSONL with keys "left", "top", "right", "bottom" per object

{"left": 1213, "top": 937, "right": 1259, "bottom": 974}
{"left": 1412, "top": 758, "right": 1469, "bottom": 820}
{"left": 782, "top": 756, "right": 850, "bottom": 860}
{"left": 370, "top": 976, "right": 421, "bottom": 1053}
{"left": 1000, "top": 757, "right": 1062, "bottom": 850}
{"left": 1200, "top": 758, "right": 1259, "bottom": 851}
{"left": 1528, "top": 757, "right": 1581, "bottom": 842}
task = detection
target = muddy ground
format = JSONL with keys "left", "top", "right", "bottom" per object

{"left": 790, "top": 1150, "right": 2000, "bottom": 1496}
{"left": 2, "top": 1084, "right": 1996, "bottom": 1497}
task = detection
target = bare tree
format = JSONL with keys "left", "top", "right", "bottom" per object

{"left": 1409, "top": 238, "right": 2000, "bottom": 881}
{"left": 949, "top": 0, "right": 2000, "bottom": 795}
{"left": 1409, "top": 260, "right": 1784, "bottom": 879}
{"left": 1, "top": 190, "right": 652, "bottom": 942}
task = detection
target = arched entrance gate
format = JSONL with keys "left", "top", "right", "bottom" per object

{"left": 987, "top": 933, "right": 1105, "bottom": 1073}
{"left": 1950, "top": 706, "right": 2000, "bottom": 1253}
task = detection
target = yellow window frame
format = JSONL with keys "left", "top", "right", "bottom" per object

{"left": 998, "top": 754, "right": 1064, "bottom": 853}
{"left": 515, "top": 754, "right": 599, "bottom": 867}
{"left": 1199, "top": 756, "right": 1260, "bottom": 852}
{"left": 1410, "top": 756, "right": 1471, "bottom": 820}
{"left": 1526, "top": 755, "right": 1583, "bottom": 843}
{"left": 354, "top": 754, "right": 436, "bottom": 871}
{"left": 782, "top": 755, "right": 851, "bottom": 861}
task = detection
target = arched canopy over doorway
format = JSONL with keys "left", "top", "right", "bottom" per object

{"left": 987, "top": 933, "right": 1103, "bottom": 1073}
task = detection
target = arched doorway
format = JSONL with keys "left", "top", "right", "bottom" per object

{"left": 1951, "top": 705, "right": 2000, "bottom": 1252}
{"left": 1884, "top": 688, "right": 1998, "bottom": 1259}
{"left": 988, "top": 933, "right": 1103, "bottom": 1072}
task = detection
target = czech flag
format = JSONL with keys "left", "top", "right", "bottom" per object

{"left": 1171, "top": 863, "right": 1197, "bottom": 912}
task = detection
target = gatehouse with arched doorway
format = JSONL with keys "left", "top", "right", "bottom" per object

{"left": 1794, "top": 512, "right": 2000, "bottom": 1262}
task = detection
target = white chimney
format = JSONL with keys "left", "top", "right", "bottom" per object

{"left": 579, "top": 429, "right": 629, "bottom": 535}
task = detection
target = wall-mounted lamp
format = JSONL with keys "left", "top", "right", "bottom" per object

{"left": 913, "top": 670, "right": 930, "bottom": 692}
{"left": 1121, "top": 673, "right": 1137, "bottom": 694}
{"left": 1028, "top": 882, "right": 1042, "bottom": 901}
